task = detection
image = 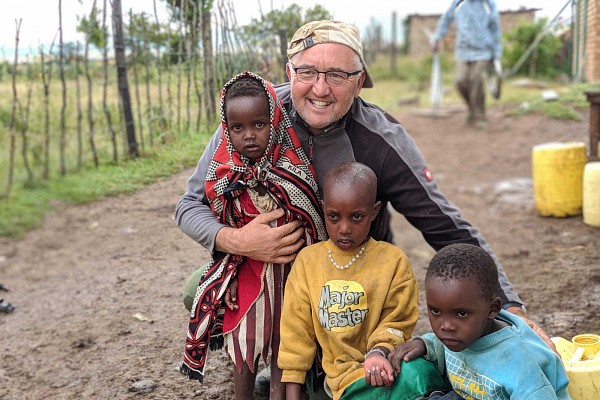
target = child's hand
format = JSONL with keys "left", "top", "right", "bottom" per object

{"left": 364, "top": 350, "right": 395, "bottom": 387}
{"left": 388, "top": 339, "right": 426, "bottom": 375}
{"left": 224, "top": 278, "right": 239, "bottom": 311}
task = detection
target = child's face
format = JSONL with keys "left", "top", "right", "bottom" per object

{"left": 425, "top": 275, "right": 498, "bottom": 352}
{"left": 225, "top": 95, "right": 270, "bottom": 161}
{"left": 322, "top": 181, "right": 381, "bottom": 251}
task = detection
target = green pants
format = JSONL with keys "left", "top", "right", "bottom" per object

{"left": 182, "top": 263, "right": 209, "bottom": 312}
{"left": 340, "top": 358, "right": 448, "bottom": 400}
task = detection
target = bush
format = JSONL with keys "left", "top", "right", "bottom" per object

{"left": 503, "top": 18, "right": 567, "bottom": 78}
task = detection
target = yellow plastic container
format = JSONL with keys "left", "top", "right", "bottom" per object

{"left": 583, "top": 162, "right": 600, "bottom": 227}
{"left": 552, "top": 336, "right": 600, "bottom": 400}
{"left": 532, "top": 142, "right": 587, "bottom": 217}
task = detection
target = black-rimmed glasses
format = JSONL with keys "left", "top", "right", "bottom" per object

{"left": 289, "top": 64, "right": 363, "bottom": 86}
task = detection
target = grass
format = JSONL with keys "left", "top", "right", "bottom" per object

{"left": 0, "top": 131, "right": 210, "bottom": 238}
{"left": 503, "top": 81, "right": 600, "bottom": 120}
{"left": 364, "top": 53, "right": 600, "bottom": 122}
{"left": 2, "top": 53, "right": 599, "bottom": 238}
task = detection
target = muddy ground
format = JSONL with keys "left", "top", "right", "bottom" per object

{"left": 1, "top": 102, "right": 599, "bottom": 399}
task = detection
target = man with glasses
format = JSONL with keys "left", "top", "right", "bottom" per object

{"left": 176, "top": 20, "right": 552, "bottom": 398}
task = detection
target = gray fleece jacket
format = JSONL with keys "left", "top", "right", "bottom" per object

{"left": 175, "top": 82, "right": 523, "bottom": 307}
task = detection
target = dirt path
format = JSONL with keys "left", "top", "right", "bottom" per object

{"left": 1, "top": 106, "right": 599, "bottom": 399}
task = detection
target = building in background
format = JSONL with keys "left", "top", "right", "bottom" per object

{"left": 571, "top": 0, "right": 599, "bottom": 82}
{"left": 405, "top": 8, "right": 539, "bottom": 57}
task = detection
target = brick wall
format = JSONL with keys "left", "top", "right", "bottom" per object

{"left": 572, "top": 0, "right": 600, "bottom": 82}
{"left": 406, "top": 8, "right": 538, "bottom": 57}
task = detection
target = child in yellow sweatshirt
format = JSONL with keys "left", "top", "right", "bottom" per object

{"left": 278, "top": 161, "right": 446, "bottom": 400}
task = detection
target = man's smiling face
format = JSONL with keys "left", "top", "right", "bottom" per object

{"left": 287, "top": 43, "right": 364, "bottom": 135}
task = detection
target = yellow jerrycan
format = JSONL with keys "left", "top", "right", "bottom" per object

{"left": 551, "top": 334, "right": 600, "bottom": 400}
{"left": 532, "top": 142, "right": 586, "bottom": 217}
{"left": 583, "top": 162, "right": 600, "bottom": 227}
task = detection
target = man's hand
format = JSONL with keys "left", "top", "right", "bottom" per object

{"left": 506, "top": 306, "right": 558, "bottom": 353}
{"left": 215, "top": 208, "right": 305, "bottom": 264}
{"left": 388, "top": 340, "right": 426, "bottom": 375}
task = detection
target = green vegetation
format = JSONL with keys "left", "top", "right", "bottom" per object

{"left": 1, "top": 4, "right": 594, "bottom": 238}
{"left": 3, "top": 52, "right": 597, "bottom": 239}
{"left": 364, "top": 51, "right": 600, "bottom": 122}
{"left": 0, "top": 131, "right": 209, "bottom": 238}
{"left": 501, "top": 82, "right": 600, "bottom": 120}
{"left": 503, "top": 18, "right": 568, "bottom": 78}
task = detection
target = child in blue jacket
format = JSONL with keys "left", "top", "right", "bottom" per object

{"left": 389, "top": 243, "right": 571, "bottom": 399}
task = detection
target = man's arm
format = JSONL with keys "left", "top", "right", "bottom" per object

{"left": 376, "top": 127, "right": 557, "bottom": 351}
{"left": 432, "top": 0, "right": 460, "bottom": 44}
{"left": 174, "top": 127, "right": 225, "bottom": 254}
{"left": 376, "top": 129, "right": 522, "bottom": 307}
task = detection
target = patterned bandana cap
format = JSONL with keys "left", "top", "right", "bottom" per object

{"left": 287, "top": 20, "right": 374, "bottom": 88}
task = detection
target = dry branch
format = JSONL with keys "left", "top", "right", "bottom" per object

{"left": 102, "top": 0, "right": 118, "bottom": 162}
{"left": 6, "top": 19, "right": 22, "bottom": 195}
{"left": 59, "top": 0, "right": 68, "bottom": 175}
{"left": 75, "top": 42, "right": 83, "bottom": 170}
{"left": 128, "top": 9, "right": 145, "bottom": 151}
{"left": 84, "top": 0, "right": 99, "bottom": 168}
{"left": 141, "top": 15, "right": 154, "bottom": 146}
{"left": 20, "top": 57, "right": 35, "bottom": 184}
{"left": 40, "top": 32, "right": 58, "bottom": 180}
{"left": 153, "top": 0, "right": 165, "bottom": 136}
{"left": 112, "top": 0, "right": 138, "bottom": 158}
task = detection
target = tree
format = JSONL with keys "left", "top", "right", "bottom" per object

{"left": 241, "top": 4, "right": 331, "bottom": 77}
{"left": 364, "top": 18, "right": 383, "bottom": 64}
{"left": 126, "top": 12, "right": 168, "bottom": 64}
{"left": 166, "top": 0, "right": 216, "bottom": 124}
{"left": 201, "top": 2, "right": 216, "bottom": 125}
{"left": 242, "top": 4, "right": 331, "bottom": 52}
{"left": 81, "top": 0, "right": 100, "bottom": 168}
{"left": 503, "top": 18, "right": 565, "bottom": 78}
{"left": 167, "top": 0, "right": 208, "bottom": 38}
{"left": 59, "top": 0, "right": 67, "bottom": 175}
{"left": 112, "top": 0, "right": 138, "bottom": 157}
{"left": 77, "top": 3, "right": 107, "bottom": 49}
{"left": 6, "top": 19, "right": 22, "bottom": 195}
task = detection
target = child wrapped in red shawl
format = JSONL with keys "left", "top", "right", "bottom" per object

{"left": 181, "top": 71, "right": 326, "bottom": 397}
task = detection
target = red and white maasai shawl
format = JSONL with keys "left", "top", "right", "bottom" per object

{"left": 181, "top": 71, "right": 326, "bottom": 382}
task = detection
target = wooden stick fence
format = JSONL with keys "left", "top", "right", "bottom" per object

{"left": 1, "top": 0, "right": 281, "bottom": 196}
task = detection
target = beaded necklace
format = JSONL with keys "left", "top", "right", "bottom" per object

{"left": 327, "top": 246, "right": 366, "bottom": 270}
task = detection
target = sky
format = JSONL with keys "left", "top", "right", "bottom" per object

{"left": 0, "top": 0, "right": 573, "bottom": 55}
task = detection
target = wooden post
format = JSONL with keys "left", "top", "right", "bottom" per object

{"left": 391, "top": 11, "right": 397, "bottom": 78}
{"left": 585, "top": 90, "right": 600, "bottom": 161}
{"left": 278, "top": 28, "right": 288, "bottom": 82}
{"left": 112, "top": 0, "right": 138, "bottom": 158}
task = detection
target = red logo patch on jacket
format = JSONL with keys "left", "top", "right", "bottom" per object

{"left": 423, "top": 167, "right": 433, "bottom": 182}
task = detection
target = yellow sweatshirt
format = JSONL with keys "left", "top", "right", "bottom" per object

{"left": 278, "top": 238, "right": 419, "bottom": 400}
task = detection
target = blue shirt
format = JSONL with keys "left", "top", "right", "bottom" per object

{"left": 433, "top": 0, "right": 502, "bottom": 62}
{"left": 420, "top": 310, "right": 571, "bottom": 399}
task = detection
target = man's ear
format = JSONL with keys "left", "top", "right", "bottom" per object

{"left": 285, "top": 62, "right": 293, "bottom": 82}
{"left": 354, "top": 73, "right": 365, "bottom": 98}
{"left": 488, "top": 296, "right": 502, "bottom": 319}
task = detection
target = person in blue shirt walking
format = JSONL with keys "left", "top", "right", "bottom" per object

{"left": 388, "top": 243, "right": 571, "bottom": 399}
{"left": 432, "top": 0, "right": 502, "bottom": 129}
